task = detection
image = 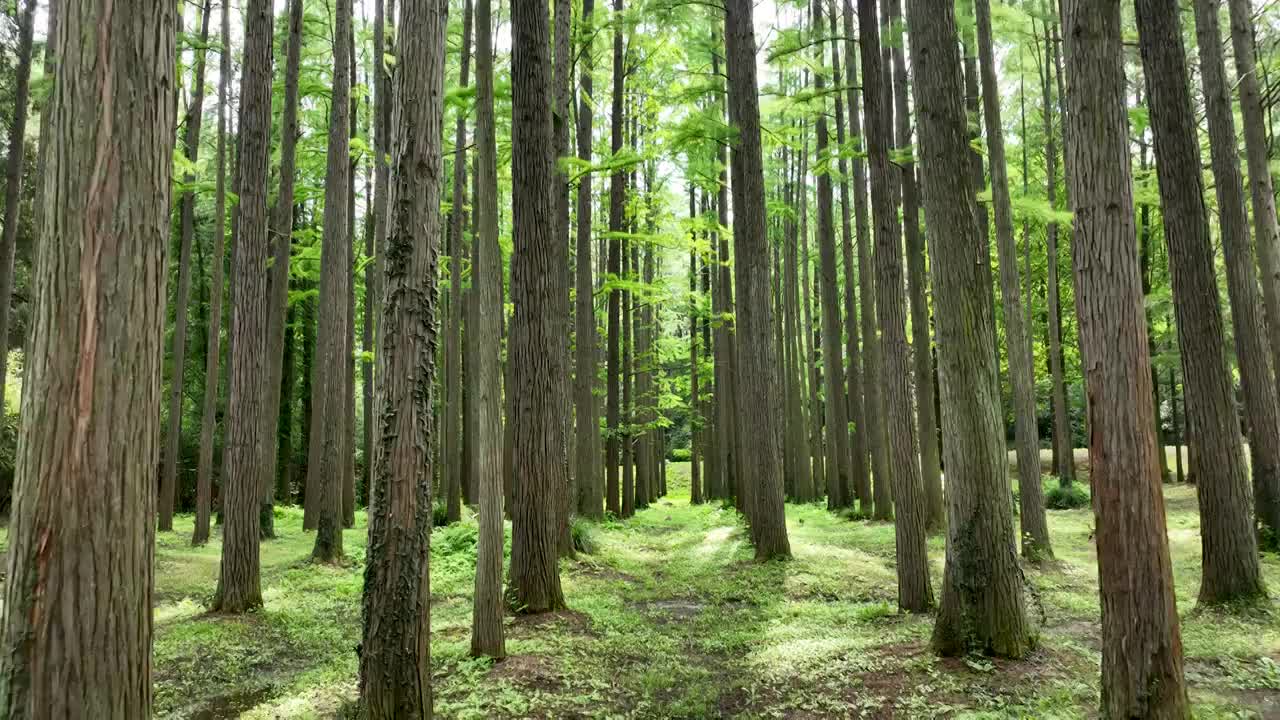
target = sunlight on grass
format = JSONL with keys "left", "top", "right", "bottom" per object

{"left": 148, "top": 462, "right": 1280, "bottom": 718}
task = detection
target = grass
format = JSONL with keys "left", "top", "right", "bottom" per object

{"left": 129, "top": 463, "right": 1280, "bottom": 718}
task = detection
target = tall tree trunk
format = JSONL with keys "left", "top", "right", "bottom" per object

{"left": 906, "top": 0, "right": 1029, "bottom": 655}
{"left": 195, "top": 0, "right": 233, "bottom": 546}
{"left": 214, "top": 0, "right": 275, "bottom": 613}
{"left": 690, "top": 228, "right": 703, "bottom": 504}
{"left": 812, "top": 4, "right": 851, "bottom": 509}
{"left": 1228, "top": 0, "right": 1280, "bottom": 424}
{"left": 882, "top": 0, "right": 941, "bottom": 530}
{"left": 839, "top": 0, "right": 875, "bottom": 511}
{"left": 1042, "top": 10, "right": 1074, "bottom": 487}
{"left": 344, "top": 36, "right": 359, "bottom": 527}
{"left": 508, "top": 0, "right": 569, "bottom": 612}
{"left": 445, "top": 0, "right": 474, "bottom": 524}
{"left": 1135, "top": 0, "right": 1265, "bottom": 606}
{"left": 0, "top": 0, "right": 34, "bottom": 432}
{"left": 470, "top": 0, "right": 506, "bottom": 658}
{"left": 575, "top": 0, "right": 602, "bottom": 519}
{"left": 785, "top": 141, "right": 814, "bottom": 503}
{"left": 310, "top": 0, "right": 354, "bottom": 564}
{"left": 861, "top": 0, "right": 931, "bottom": 612}
{"left": 359, "top": 0, "right": 446, "bottom": 712}
{"left": 1197, "top": 0, "right": 1280, "bottom": 546}
{"left": 0, "top": 0, "right": 174, "bottom": 711}
{"left": 1061, "top": 1, "right": 1190, "bottom": 715}
{"left": 260, "top": 0, "right": 306, "bottom": 536}
{"left": 161, "top": 0, "right": 212, "bottom": 532}
{"left": 622, "top": 238, "right": 636, "bottom": 517}
{"left": 712, "top": 61, "right": 739, "bottom": 503}
{"left": 606, "top": 0, "right": 625, "bottom": 517}
{"left": 724, "top": 0, "right": 791, "bottom": 559}
{"left": 800, "top": 183, "right": 826, "bottom": 499}
{"left": 975, "top": 0, "right": 1050, "bottom": 560}
{"left": 369, "top": 0, "right": 392, "bottom": 509}
{"left": 553, "top": 0, "right": 575, "bottom": 555}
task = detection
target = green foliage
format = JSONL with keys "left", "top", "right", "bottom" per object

{"left": 668, "top": 447, "right": 692, "bottom": 462}
{"left": 570, "top": 517, "right": 597, "bottom": 555}
{"left": 1045, "top": 481, "right": 1090, "bottom": 510}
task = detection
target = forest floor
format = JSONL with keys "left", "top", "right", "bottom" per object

{"left": 98, "top": 460, "right": 1280, "bottom": 718}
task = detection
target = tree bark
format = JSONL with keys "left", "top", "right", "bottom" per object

{"left": 470, "top": 0, "right": 506, "bottom": 658}
{"left": 310, "top": 0, "right": 354, "bottom": 564}
{"left": 214, "top": 0, "right": 275, "bottom": 613}
{"left": 508, "top": 0, "right": 569, "bottom": 612}
{"left": 1062, "top": 2, "right": 1191, "bottom": 715}
{"left": 359, "top": 0, "right": 447, "bottom": 712}
{"left": 161, "top": 0, "right": 212, "bottom": 532}
{"left": 906, "top": 0, "right": 1029, "bottom": 655}
{"left": 0, "top": 1, "right": 174, "bottom": 712}
{"left": 975, "top": 0, "right": 1050, "bottom": 560}
{"left": 724, "top": 0, "right": 790, "bottom": 560}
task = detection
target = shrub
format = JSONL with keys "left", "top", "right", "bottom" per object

{"left": 669, "top": 447, "right": 692, "bottom": 462}
{"left": 432, "top": 501, "right": 450, "bottom": 528}
{"left": 1045, "top": 482, "right": 1090, "bottom": 510}
{"left": 570, "top": 517, "right": 596, "bottom": 555}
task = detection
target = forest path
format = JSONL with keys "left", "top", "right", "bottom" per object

{"left": 141, "top": 466, "right": 1280, "bottom": 718}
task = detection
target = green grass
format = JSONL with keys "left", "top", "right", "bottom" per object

{"left": 144, "top": 464, "right": 1280, "bottom": 718}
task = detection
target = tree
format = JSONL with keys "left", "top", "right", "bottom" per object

{"left": 859, "top": 0, "right": 932, "bottom": 613}
{"left": 1193, "top": 0, "right": 1280, "bottom": 547}
{"left": 904, "top": 0, "right": 1029, "bottom": 656}
{"left": 445, "top": 0, "right": 474, "bottom": 523}
{"left": 508, "top": 0, "right": 569, "bottom": 612}
{"left": 0, "top": 0, "right": 175, "bottom": 712}
{"left": 724, "top": 0, "right": 791, "bottom": 560}
{"left": 812, "top": 0, "right": 851, "bottom": 509}
{"left": 213, "top": 0, "right": 275, "bottom": 614}
{"left": 0, "top": 0, "right": 35, "bottom": 431}
{"left": 1061, "top": 1, "right": 1190, "bottom": 714}
{"left": 261, "top": 0, "right": 306, "bottom": 534}
{"left": 974, "top": 0, "right": 1049, "bottom": 560}
{"left": 470, "top": 0, "right": 506, "bottom": 659}
{"left": 359, "top": 0, "right": 448, "bottom": 711}
{"left": 576, "top": 0, "right": 602, "bottom": 519}
{"left": 160, "top": 0, "right": 212, "bottom": 533}
{"left": 194, "top": 0, "right": 233, "bottom": 548}
{"left": 309, "top": 0, "right": 355, "bottom": 565}
{"left": 1134, "top": 0, "right": 1265, "bottom": 607}
{"left": 605, "top": 0, "right": 626, "bottom": 518}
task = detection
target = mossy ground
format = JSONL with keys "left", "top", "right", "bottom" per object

{"left": 99, "top": 459, "right": 1280, "bottom": 717}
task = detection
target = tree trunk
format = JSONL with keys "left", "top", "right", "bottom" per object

{"left": 1228, "top": 0, "right": 1280, "bottom": 426}
{"left": 260, "top": 0, "right": 306, "bottom": 537}
{"left": 214, "top": 0, "right": 275, "bottom": 613}
{"left": 905, "top": 0, "right": 1029, "bottom": 655}
{"left": 860, "top": 0, "right": 931, "bottom": 612}
{"left": 724, "top": 0, "right": 791, "bottom": 559}
{"left": 470, "top": 0, "right": 506, "bottom": 658}
{"left": 1062, "top": 2, "right": 1191, "bottom": 715}
{"left": 881, "top": 0, "right": 942, "bottom": 530}
{"left": 606, "top": 0, "right": 625, "bottom": 517}
{"left": 508, "top": 0, "right": 569, "bottom": 612}
{"left": 1197, "top": 0, "right": 1280, "bottom": 547}
{"left": 344, "top": 39, "right": 359, "bottom": 527}
{"left": 161, "top": 0, "right": 212, "bottom": 533}
{"left": 1042, "top": 12, "right": 1074, "bottom": 487}
{"left": 575, "top": 0, "right": 601, "bottom": 519}
{"left": 359, "top": 0, "right": 446, "bottom": 712}
{"left": 0, "top": 0, "right": 34, "bottom": 432}
{"left": 0, "top": 1, "right": 174, "bottom": 711}
{"left": 553, "top": 0, "right": 575, "bottom": 555}
{"left": 690, "top": 230, "right": 703, "bottom": 505}
{"left": 812, "top": 6, "right": 851, "bottom": 509}
{"left": 1136, "top": 0, "right": 1265, "bottom": 606}
{"left": 713, "top": 66, "right": 739, "bottom": 503}
{"left": 975, "top": 0, "right": 1050, "bottom": 560}
{"left": 445, "top": 0, "right": 473, "bottom": 524}
{"left": 310, "top": 0, "right": 354, "bottom": 565}
{"left": 195, "top": 0, "right": 232, "bottom": 546}
{"left": 622, "top": 239, "right": 636, "bottom": 518}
